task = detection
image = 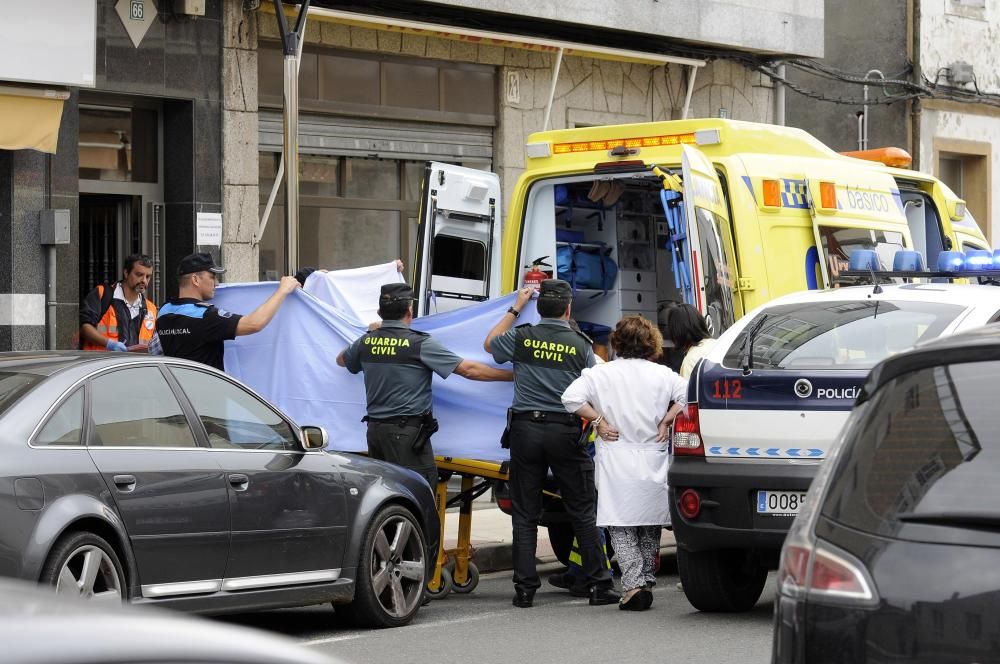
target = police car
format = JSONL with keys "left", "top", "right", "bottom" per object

{"left": 668, "top": 252, "right": 1000, "bottom": 613}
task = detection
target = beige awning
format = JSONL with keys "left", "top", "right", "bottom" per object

{"left": 0, "top": 86, "right": 69, "bottom": 154}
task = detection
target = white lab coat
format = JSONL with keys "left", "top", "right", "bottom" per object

{"left": 562, "top": 359, "right": 688, "bottom": 527}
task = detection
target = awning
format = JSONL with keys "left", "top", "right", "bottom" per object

{"left": 261, "top": 4, "right": 706, "bottom": 123}
{"left": 0, "top": 85, "right": 69, "bottom": 154}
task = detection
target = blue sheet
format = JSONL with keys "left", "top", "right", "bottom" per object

{"left": 212, "top": 284, "right": 541, "bottom": 461}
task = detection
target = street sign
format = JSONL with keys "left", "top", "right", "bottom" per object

{"left": 115, "top": 0, "right": 158, "bottom": 49}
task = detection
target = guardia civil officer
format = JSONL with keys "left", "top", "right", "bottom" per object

{"left": 336, "top": 283, "right": 513, "bottom": 490}
{"left": 155, "top": 253, "right": 300, "bottom": 371}
{"left": 484, "top": 279, "right": 619, "bottom": 608}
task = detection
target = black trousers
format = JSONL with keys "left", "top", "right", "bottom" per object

{"left": 366, "top": 421, "right": 437, "bottom": 490}
{"left": 508, "top": 418, "right": 613, "bottom": 593}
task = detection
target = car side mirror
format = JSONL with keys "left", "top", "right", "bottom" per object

{"left": 301, "top": 426, "right": 329, "bottom": 450}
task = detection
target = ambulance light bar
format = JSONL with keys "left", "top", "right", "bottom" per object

{"left": 552, "top": 132, "right": 698, "bottom": 155}
{"left": 842, "top": 248, "right": 1000, "bottom": 281}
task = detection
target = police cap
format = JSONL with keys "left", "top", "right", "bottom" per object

{"left": 380, "top": 282, "right": 415, "bottom": 303}
{"left": 177, "top": 252, "right": 225, "bottom": 277}
{"left": 538, "top": 279, "right": 572, "bottom": 301}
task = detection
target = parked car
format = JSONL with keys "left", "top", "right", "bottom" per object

{"left": 773, "top": 323, "right": 1000, "bottom": 663}
{"left": 669, "top": 283, "right": 1000, "bottom": 612}
{"left": 0, "top": 352, "right": 438, "bottom": 628}
{"left": 0, "top": 578, "right": 337, "bottom": 664}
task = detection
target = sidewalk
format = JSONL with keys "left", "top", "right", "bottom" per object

{"left": 440, "top": 501, "right": 678, "bottom": 574}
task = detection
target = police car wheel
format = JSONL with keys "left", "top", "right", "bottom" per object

{"left": 451, "top": 563, "right": 479, "bottom": 594}
{"left": 345, "top": 505, "right": 427, "bottom": 628}
{"left": 676, "top": 547, "right": 766, "bottom": 613}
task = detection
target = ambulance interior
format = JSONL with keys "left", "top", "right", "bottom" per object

{"left": 519, "top": 173, "right": 690, "bottom": 357}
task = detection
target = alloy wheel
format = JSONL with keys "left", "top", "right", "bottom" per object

{"left": 54, "top": 544, "right": 124, "bottom": 604}
{"left": 370, "top": 516, "right": 425, "bottom": 618}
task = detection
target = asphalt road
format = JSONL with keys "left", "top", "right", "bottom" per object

{"left": 220, "top": 565, "right": 777, "bottom": 664}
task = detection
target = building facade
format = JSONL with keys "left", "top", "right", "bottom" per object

{"left": 787, "top": 0, "right": 1000, "bottom": 245}
{"left": 0, "top": 0, "right": 824, "bottom": 350}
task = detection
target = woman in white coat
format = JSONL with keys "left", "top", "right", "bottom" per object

{"left": 562, "top": 316, "right": 687, "bottom": 611}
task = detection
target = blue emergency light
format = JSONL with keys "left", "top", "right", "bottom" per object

{"left": 841, "top": 248, "right": 1000, "bottom": 283}
{"left": 893, "top": 250, "right": 924, "bottom": 272}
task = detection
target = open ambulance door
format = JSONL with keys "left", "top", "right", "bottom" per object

{"left": 679, "top": 145, "right": 740, "bottom": 337}
{"left": 804, "top": 176, "right": 910, "bottom": 289}
{"left": 413, "top": 162, "right": 502, "bottom": 317}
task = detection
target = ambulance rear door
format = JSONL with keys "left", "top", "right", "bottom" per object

{"left": 680, "top": 145, "right": 741, "bottom": 337}
{"left": 413, "top": 162, "right": 502, "bottom": 317}
{"left": 804, "top": 171, "right": 911, "bottom": 289}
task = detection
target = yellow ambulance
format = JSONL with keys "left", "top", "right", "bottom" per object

{"left": 412, "top": 119, "right": 989, "bottom": 337}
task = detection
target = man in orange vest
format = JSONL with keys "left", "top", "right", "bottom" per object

{"left": 80, "top": 254, "right": 157, "bottom": 352}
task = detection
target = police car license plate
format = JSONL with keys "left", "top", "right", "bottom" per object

{"left": 756, "top": 490, "right": 808, "bottom": 516}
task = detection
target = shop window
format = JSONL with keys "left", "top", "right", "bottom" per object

{"left": 79, "top": 106, "right": 157, "bottom": 183}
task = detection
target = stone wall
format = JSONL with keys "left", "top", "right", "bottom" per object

{"left": 257, "top": 16, "right": 772, "bottom": 213}
{"left": 222, "top": 0, "right": 260, "bottom": 283}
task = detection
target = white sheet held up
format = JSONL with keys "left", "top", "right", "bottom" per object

{"left": 303, "top": 261, "right": 404, "bottom": 324}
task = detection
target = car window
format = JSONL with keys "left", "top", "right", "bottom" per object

{"left": 35, "top": 388, "right": 85, "bottom": 446}
{"left": 90, "top": 367, "right": 196, "bottom": 448}
{"left": 722, "top": 300, "right": 964, "bottom": 371}
{"left": 170, "top": 367, "right": 299, "bottom": 452}
{"left": 0, "top": 372, "right": 43, "bottom": 417}
{"left": 822, "top": 361, "right": 1000, "bottom": 539}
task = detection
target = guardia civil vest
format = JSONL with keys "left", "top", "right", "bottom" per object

{"left": 360, "top": 326, "right": 427, "bottom": 365}
{"left": 509, "top": 321, "right": 592, "bottom": 412}
{"left": 358, "top": 325, "right": 436, "bottom": 417}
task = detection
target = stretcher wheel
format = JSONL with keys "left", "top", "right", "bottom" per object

{"left": 451, "top": 563, "right": 479, "bottom": 594}
{"left": 425, "top": 567, "right": 453, "bottom": 599}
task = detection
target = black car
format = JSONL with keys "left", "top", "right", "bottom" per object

{"left": 773, "top": 325, "right": 1000, "bottom": 662}
{"left": 0, "top": 352, "right": 438, "bottom": 628}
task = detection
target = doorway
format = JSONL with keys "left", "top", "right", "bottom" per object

{"left": 78, "top": 194, "right": 141, "bottom": 302}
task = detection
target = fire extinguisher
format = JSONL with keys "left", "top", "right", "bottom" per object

{"left": 523, "top": 256, "right": 552, "bottom": 289}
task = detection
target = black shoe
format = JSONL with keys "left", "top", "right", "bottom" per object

{"left": 589, "top": 586, "right": 621, "bottom": 606}
{"left": 640, "top": 589, "right": 653, "bottom": 609}
{"left": 619, "top": 590, "right": 648, "bottom": 611}
{"left": 512, "top": 588, "right": 535, "bottom": 608}
{"left": 548, "top": 572, "right": 590, "bottom": 597}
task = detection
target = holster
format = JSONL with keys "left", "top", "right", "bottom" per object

{"left": 575, "top": 421, "right": 595, "bottom": 449}
{"left": 412, "top": 411, "right": 439, "bottom": 453}
{"left": 500, "top": 408, "right": 514, "bottom": 449}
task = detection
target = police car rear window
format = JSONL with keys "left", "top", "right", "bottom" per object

{"left": 722, "top": 300, "right": 964, "bottom": 371}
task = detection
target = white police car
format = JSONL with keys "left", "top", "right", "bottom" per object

{"left": 668, "top": 251, "right": 1000, "bottom": 613}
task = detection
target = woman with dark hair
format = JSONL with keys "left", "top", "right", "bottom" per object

{"left": 666, "top": 304, "right": 715, "bottom": 378}
{"left": 561, "top": 315, "right": 687, "bottom": 611}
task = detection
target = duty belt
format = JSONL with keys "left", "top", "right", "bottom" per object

{"left": 511, "top": 410, "right": 582, "bottom": 425}
{"left": 362, "top": 414, "right": 424, "bottom": 427}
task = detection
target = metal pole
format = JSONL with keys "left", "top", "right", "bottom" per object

{"left": 283, "top": 54, "right": 299, "bottom": 273}
{"left": 46, "top": 245, "right": 56, "bottom": 350}
{"left": 862, "top": 70, "right": 885, "bottom": 152}
{"left": 541, "top": 48, "right": 564, "bottom": 132}
{"left": 773, "top": 63, "right": 785, "bottom": 126}
{"left": 681, "top": 65, "right": 698, "bottom": 120}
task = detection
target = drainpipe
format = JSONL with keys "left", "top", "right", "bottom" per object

{"left": 773, "top": 62, "right": 785, "bottom": 126}
{"left": 910, "top": 0, "right": 922, "bottom": 171}
{"left": 273, "top": 0, "right": 310, "bottom": 274}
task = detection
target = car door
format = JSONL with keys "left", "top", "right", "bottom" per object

{"left": 85, "top": 365, "right": 231, "bottom": 597}
{"left": 168, "top": 366, "right": 347, "bottom": 586}
{"left": 680, "top": 145, "right": 741, "bottom": 336}
{"left": 413, "top": 162, "right": 502, "bottom": 316}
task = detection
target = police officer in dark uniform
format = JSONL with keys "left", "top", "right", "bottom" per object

{"left": 156, "top": 252, "right": 300, "bottom": 371}
{"left": 337, "top": 283, "right": 513, "bottom": 489}
{"left": 484, "top": 279, "right": 619, "bottom": 608}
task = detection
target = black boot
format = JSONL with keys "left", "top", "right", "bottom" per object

{"left": 589, "top": 585, "right": 621, "bottom": 606}
{"left": 547, "top": 572, "right": 590, "bottom": 597}
{"left": 512, "top": 588, "right": 535, "bottom": 608}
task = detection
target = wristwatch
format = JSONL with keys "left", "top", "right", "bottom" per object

{"left": 507, "top": 306, "right": 521, "bottom": 318}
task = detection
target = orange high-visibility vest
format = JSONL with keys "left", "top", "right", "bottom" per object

{"left": 82, "top": 284, "right": 158, "bottom": 351}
